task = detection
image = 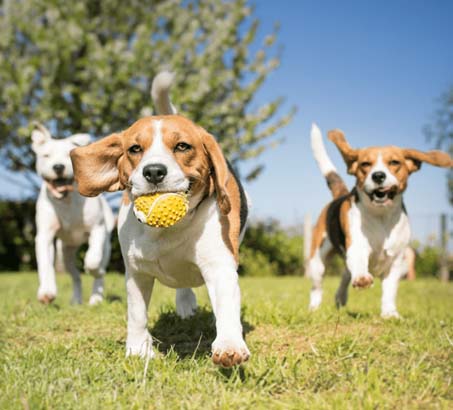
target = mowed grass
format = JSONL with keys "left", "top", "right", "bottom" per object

{"left": 0, "top": 273, "right": 452, "bottom": 409}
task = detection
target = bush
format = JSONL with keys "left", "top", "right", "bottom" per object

{"left": 412, "top": 240, "right": 442, "bottom": 277}
{"left": 239, "top": 219, "right": 303, "bottom": 276}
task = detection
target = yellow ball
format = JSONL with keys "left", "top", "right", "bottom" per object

{"left": 133, "top": 192, "right": 189, "bottom": 228}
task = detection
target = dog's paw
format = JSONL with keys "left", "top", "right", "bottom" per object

{"left": 37, "top": 287, "right": 56, "bottom": 304}
{"left": 176, "top": 288, "right": 197, "bottom": 319}
{"left": 89, "top": 294, "right": 103, "bottom": 306}
{"left": 126, "top": 333, "right": 155, "bottom": 359}
{"left": 309, "top": 289, "right": 322, "bottom": 311}
{"left": 352, "top": 273, "right": 374, "bottom": 289}
{"left": 38, "top": 293, "right": 56, "bottom": 304}
{"left": 381, "top": 310, "right": 401, "bottom": 320}
{"left": 212, "top": 337, "right": 250, "bottom": 367}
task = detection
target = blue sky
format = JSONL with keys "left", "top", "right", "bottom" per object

{"left": 240, "top": 0, "right": 453, "bottom": 241}
{"left": 1, "top": 1, "right": 452, "bottom": 242}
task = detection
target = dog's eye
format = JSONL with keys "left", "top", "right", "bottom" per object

{"left": 389, "top": 160, "right": 400, "bottom": 166}
{"left": 128, "top": 144, "right": 143, "bottom": 154}
{"left": 174, "top": 142, "right": 192, "bottom": 152}
{"left": 360, "top": 161, "right": 371, "bottom": 168}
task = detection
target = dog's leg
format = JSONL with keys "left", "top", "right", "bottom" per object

{"left": 202, "top": 262, "right": 250, "bottom": 367}
{"left": 176, "top": 288, "right": 197, "bottom": 319}
{"left": 381, "top": 254, "right": 404, "bottom": 319}
{"left": 307, "top": 239, "right": 332, "bottom": 311}
{"left": 89, "top": 229, "right": 112, "bottom": 306}
{"left": 36, "top": 230, "right": 58, "bottom": 304}
{"left": 125, "top": 271, "right": 155, "bottom": 358}
{"left": 335, "top": 269, "right": 351, "bottom": 308}
{"left": 62, "top": 245, "right": 82, "bottom": 304}
{"left": 84, "top": 224, "right": 109, "bottom": 276}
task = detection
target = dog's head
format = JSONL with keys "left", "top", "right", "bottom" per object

{"left": 31, "top": 123, "right": 91, "bottom": 197}
{"left": 70, "top": 115, "right": 231, "bottom": 214}
{"left": 328, "top": 129, "right": 453, "bottom": 208}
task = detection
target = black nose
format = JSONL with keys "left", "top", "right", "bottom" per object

{"left": 142, "top": 164, "right": 167, "bottom": 184}
{"left": 372, "top": 171, "right": 386, "bottom": 184}
{"left": 53, "top": 164, "right": 65, "bottom": 176}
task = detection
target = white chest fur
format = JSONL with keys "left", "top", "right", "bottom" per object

{"left": 347, "top": 197, "right": 411, "bottom": 277}
{"left": 118, "top": 196, "right": 234, "bottom": 288}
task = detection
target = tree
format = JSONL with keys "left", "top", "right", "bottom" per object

{"left": 424, "top": 86, "right": 453, "bottom": 204}
{"left": 0, "top": 0, "right": 294, "bottom": 194}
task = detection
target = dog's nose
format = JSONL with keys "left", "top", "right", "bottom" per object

{"left": 371, "top": 171, "right": 386, "bottom": 184}
{"left": 142, "top": 164, "right": 167, "bottom": 184}
{"left": 53, "top": 164, "right": 65, "bottom": 176}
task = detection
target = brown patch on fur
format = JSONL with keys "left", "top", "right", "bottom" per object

{"left": 219, "top": 175, "right": 242, "bottom": 263}
{"left": 326, "top": 171, "right": 349, "bottom": 199}
{"left": 122, "top": 191, "right": 131, "bottom": 206}
{"left": 310, "top": 206, "right": 328, "bottom": 258}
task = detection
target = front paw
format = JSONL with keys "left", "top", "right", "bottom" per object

{"left": 381, "top": 310, "right": 401, "bottom": 319}
{"left": 352, "top": 273, "right": 374, "bottom": 289}
{"left": 37, "top": 288, "right": 56, "bottom": 304}
{"left": 89, "top": 294, "right": 103, "bottom": 306}
{"left": 126, "top": 333, "right": 155, "bottom": 359}
{"left": 212, "top": 337, "right": 250, "bottom": 367}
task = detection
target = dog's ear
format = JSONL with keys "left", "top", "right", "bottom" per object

{"left": 403, "top": 148, "right": 453, "bottom": 173}
{"left": 69, "top": 133, "right": 91, "bottom": 147}
{"left": 200, "top": 129, "right": 231, "bottom": 215}
{"left": 70, "top": 133, "right": 125, "bottom": 197}
{"left": 328, "top": 129, "right": 359, "bottom": 174}
{"left": 31, "top": 122, "right": 52, "bottom": 152}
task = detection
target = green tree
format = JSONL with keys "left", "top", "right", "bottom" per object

{"left": 424, "top": 86, "right": 453, "bottom": 204}
{"left": 0, "top": 0, "right": 294, "bottom": 193}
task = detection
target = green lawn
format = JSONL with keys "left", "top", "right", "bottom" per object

{"left": 0, "top": 273, "right": 452, "bottom": 409}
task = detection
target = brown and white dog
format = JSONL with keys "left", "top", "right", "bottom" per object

{"left": 307, "top": 124, "right": 452, "bottom": 317}
{"left": 70, "top": 73, "right": 250, "bottom": 367}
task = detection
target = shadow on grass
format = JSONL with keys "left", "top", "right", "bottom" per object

{"left": 150, "top": 306, "right": 254, "bottom": 360}
{"left": 105, "top": 293, "right": 123, "bottom": 303}
{"left": 346, "top": 310, "right": 372, "bottom": 319}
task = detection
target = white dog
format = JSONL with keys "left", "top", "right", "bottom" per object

{"left": 70, "top": 73, "right": 250, "bottom": 367}
{"left": 32, "top": 123, "right": 115, "bottom": 305}
{"left": 306, "top": 124, "right": 452, "bottom": 317}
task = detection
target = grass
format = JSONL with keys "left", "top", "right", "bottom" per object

{"left": 0, "top": 273, "right": 452, "bottom": 410}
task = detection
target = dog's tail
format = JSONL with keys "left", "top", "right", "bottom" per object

{"left": 311, "top": 123, "right": 348, "bottom": 199}
{"left": 151, "top": 71, "right": 177, "bottom": 115}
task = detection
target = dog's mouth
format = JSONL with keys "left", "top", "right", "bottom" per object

{"left": 366, "top": 186, "right": 398, "bottom": 205}
{"left": 45, "top": 178, "right": 74, "bottom": 198}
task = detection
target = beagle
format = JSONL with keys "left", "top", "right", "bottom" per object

{"left": 32, "top": 123, "right": 115, "bottom": 305}
{"left": 307, "top": 124, "right": 452, "bottom": 318}
{"left": 70, "top": 73, "right": 250, "bottom": 367}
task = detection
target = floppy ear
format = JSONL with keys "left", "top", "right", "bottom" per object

{"left": 403, "top": 149, "right": 453, "bottom": 173}
{"left": 201, "top": 130, "right": 231, "bottom": 215}
{"left": 70, "top": 133, "right": 125, "bottom": 197}
{"left": 328, "top": 129, "right": 359, "bottom": 174}
{"left": 69, "top": 133, "right": 91, "bottom": 147}
{"left": 31, "top": 122, "right": 52, "bottom": 152}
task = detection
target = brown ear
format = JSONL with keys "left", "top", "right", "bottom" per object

{"left": 201, "top": 130, "right": 231, "bottom": 215}
{"left": 403, "top": 148, "right": 453, "bottom": 173}
{"left": 70, "top": 133, "right": 125, "bottom": 197}
{"left": 328, "top": 129, "right": 359, "bottom": 174}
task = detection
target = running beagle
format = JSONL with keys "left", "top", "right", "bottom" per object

{"left": 307, "top": 124, "right": 452, "bottom": 318}
{"left": 70, "top": 73, "right": 250, "bottom": 367}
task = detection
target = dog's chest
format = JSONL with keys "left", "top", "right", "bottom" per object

{"left": 51, "top": 192, "right": 102, "bottom": 243}
{"left": 350, "top": 203, "right": 410, "bottom": 275}
{"left": 120, "top": 206, "right": 208, "bottom": 288}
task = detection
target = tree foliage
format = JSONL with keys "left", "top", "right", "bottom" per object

{"left": 0, "top": 0, "right": 294, "bottom": 193}
{"left": 424, "top": 86, "right": 453, "bottom": 204}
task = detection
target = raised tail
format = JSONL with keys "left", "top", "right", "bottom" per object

{"left": 311, "top": 123, "right": 348, "bottom": 199}
{"left": 151, "top": 71, "right": 177, "bottom": 115}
